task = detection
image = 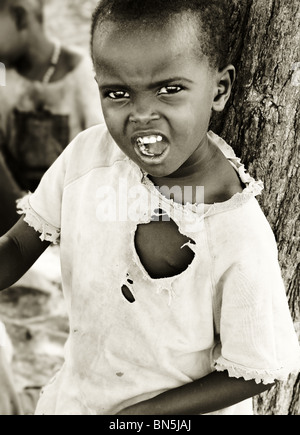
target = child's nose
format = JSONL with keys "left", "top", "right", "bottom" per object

{"left": 129, "top": 97, "right": 160, "bottom": 124}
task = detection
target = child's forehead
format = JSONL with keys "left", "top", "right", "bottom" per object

{"left": 94, "top": 13, "right": 202, "bottom": 60}
{"left": 93, "top": 20, "right": 202, "bottom": 74}
{"left": 98, "top": 10, "right": 200, "bottom": 35}
{"left": 93, "top": 20, "right": 214, "bottom": 88}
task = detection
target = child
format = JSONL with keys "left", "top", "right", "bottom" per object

{"left": 0, "top": 0, "right": 103, "bottom": 192}
{"left": 0, "top": 0, "right": 299, "bottom": 415}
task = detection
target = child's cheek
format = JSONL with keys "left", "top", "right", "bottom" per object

{"left": 102, "top": 113, "right": 124, "bottom": 146}
{"left": 101, "top": 107, "right": 116, "bottom": 130}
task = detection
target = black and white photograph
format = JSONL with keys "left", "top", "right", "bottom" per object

{"left": 0, "top": 0, "right": 299, "bottom": 417}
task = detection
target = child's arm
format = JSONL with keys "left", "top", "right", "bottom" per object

{"left": 117, "top": 370, "right": 274, "bottom": 415}
{"left": 0, "top": 218, "right": 50, "bottom": 291}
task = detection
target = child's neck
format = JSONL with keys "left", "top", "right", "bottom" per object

{"left": 149, "top": 135, "right": 215, "bottom": 202}
{"left": 149, "top": 135, "right": 244, "bottom": 205}
{"left": 14, "top": 33, "right": 55, "bottom": 82}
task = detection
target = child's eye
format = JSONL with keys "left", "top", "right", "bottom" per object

{"left": 158, "top": 86, "right": 183, "bottom": 95}
{"left": 107, "top": 90, "right": 130, "bottom": 100}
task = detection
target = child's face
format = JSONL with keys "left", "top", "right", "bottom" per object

{"left": 0, "top": 9, "right": 25, "bottom": 65}
{"left": 93, "top": 16, "right": 226, "bottom": 178}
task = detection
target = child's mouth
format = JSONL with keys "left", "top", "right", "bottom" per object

{"left": 133, "top": 134, "right": 169, "bottom": 162}
{"left": 136, "top": 135, "right": 164, "bottom": 157}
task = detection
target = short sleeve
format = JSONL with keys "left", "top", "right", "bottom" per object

{"left": 15, "top": 124, "right": 112, "bottom": 244}
{"left": 213, "top": 250, "right": 300, "bottom": 385}
{"left": 16, "top": 136, "right": 72, "bottom": 244}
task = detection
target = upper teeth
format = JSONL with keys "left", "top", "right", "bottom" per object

{"left": 137, "top": 135, "right": 163, "bottom": 146}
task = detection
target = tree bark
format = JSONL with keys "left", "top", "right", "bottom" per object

{"left": 211, "top": 0, "right": 300, "bottom": 415}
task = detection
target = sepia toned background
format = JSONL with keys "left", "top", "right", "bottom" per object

{"left": 0, "top": 0, "right": 298, "bottom": 415}
{"left": 45, "top": 0, "right": 99, "bottom": 52}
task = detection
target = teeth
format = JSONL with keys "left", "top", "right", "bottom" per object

{"left": 138, "top": 142, "right": 155, "bottom": 156}
{"left": 137, "top": 135, "right": 163, "bottom": 146}
{"left": 136, "top": 135, "right": 165, "bottom": 157}
{"left": 139, "top": 146, "right": 155, "bottom": 157}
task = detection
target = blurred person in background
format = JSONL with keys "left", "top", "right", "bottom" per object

{"left": 0, "top": 0, "right": 103, "bottom": 193}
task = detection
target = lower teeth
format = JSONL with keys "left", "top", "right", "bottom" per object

{"left": 139, "top": 145, "right": 155, "bottom": 156}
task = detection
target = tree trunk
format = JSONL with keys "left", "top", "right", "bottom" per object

{"left": 211, "top": 0, "right": 300, "bottom": 415}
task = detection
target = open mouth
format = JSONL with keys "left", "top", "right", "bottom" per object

{"left": 136, "top": 135, "right": 164, "bottom": 157}
{"left": 133, "top": 134, "right": 168, "bottom": 160}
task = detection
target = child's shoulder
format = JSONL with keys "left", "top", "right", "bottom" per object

{"left": 63, "top": 123, "right": 127, "bottom": 183}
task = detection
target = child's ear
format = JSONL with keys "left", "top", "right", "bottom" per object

{"left": 10, "top": 6, "right": 29, "bottom": 31}
{"left": 212, "top": 65, "right": 236, "bottom": 112}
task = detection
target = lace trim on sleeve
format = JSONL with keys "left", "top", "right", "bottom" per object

{"left": 214, "top": 356, "right": 300, "bottom": 385}
{"left": 208, "top": 130, "right": 264, "bottom": 197}
{"left": 17, "top": 194, "right": 61, "bottom": 244}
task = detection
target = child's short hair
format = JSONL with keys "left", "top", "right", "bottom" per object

{"left": 0, "top": 0, "right": 44, "bottom": 24}
{"left": 91, "top": 0, "right": 231, "bottom": 70}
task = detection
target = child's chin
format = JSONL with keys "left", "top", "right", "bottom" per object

{"left": 144, "top": 165, "right": 175, "bottom": 179}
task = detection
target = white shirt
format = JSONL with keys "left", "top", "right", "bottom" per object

{"left": 17, "top": 125, "right": 300, "bottom": 415}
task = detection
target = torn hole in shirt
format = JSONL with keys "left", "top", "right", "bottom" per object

{"left": 121, "top": 285, "right": 136, "bottom": 303}
{"left": 126, "top": 273, "right": 134, "bottom": 285}
{"left": 133, "top": 217, "right": 196, "bottom": 280}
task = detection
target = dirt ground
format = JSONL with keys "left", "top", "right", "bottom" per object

{"left": 0, "top": 0, "right": 99, "bottom": 415}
